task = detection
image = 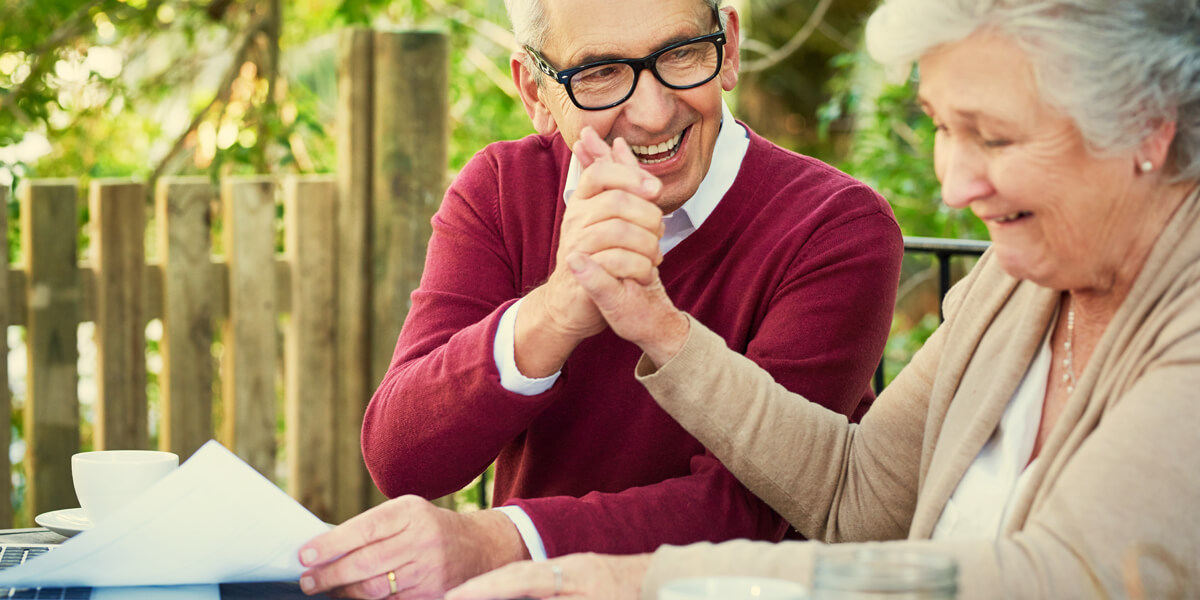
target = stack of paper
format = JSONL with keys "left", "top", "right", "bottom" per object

{"left": 0, "top": 440, "right": 332, "bottom": 589}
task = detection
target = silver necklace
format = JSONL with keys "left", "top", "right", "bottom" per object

{"left": 1061, "top": 303, "right": 1077, "bottom": 394}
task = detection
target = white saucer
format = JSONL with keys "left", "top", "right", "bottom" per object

{"left": 35, "top": 507, "right": 93, "bottom": 537}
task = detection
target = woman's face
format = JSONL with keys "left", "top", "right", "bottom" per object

{"left": 918, "top": 32, "right": 1144, "bottom": 291}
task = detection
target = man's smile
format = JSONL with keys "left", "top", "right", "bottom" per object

{"left": 630, "top": 128, "right": 687, "bottom": 164}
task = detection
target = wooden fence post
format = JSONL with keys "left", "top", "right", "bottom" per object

{"left": 90, "top": 180, "right": 148, "bottom": 450}
{"left": 157, "top": 177, "right": 217, "bottom": 460}
{"left": 284, "top": 176, "right": 337, "bottom": 522}
{"left": 22, "top": 180, "right": 81, "bottom": 516}
{"left": 335, "top": 27, "right": 376, "bottom": 521}
{"left": 221, "top": 177, "right": 277, "bottom": 478}
{"left": 371, "top": 31, "right": 450, "bottom": 508}
{"left": 0, "top": 185, "right": 10, "bottom": 528}
{"left": 370, "top": 31, "right": 449, "bottom": 390}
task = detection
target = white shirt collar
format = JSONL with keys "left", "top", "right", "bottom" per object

{"left": 563, "top": 100, "right": 749, "bottom": 236}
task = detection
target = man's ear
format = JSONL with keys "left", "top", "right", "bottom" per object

{"left": 718, "top": 6, "right": 741, "bottom": 91}
{"left": 512, "top": 52, "right": 559, "bottom": 135}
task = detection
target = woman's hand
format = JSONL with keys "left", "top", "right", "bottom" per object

{"left": 567, "top": 251, "right": 690, "bottom": 368}
{"left": 446, "top": 552, "right": 652, "bottom": 600}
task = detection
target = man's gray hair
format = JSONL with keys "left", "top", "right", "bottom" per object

{"left": 506, "top": 0, "right": 724, "bottom": 85}
{"left": 865, "top": 0, "right": 1200, "bottom": 183}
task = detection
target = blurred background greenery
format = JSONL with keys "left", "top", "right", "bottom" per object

{"left": 2, "top": 0, "right": 988, "bottom": 520}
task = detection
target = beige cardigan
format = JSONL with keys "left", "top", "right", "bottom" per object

{"left": 636, "top": 186, "right": 1200, "bottom": 598}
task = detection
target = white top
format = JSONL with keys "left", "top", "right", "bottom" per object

{"left": 931, "top": 315, "right": 1054, "bottom": 540}
{"left": 492, "top": 101, "right": 749, "bottom": 560}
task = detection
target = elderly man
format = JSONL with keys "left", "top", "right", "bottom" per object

{"left": 298, "top": 0, "right": 901, "bottom": 597}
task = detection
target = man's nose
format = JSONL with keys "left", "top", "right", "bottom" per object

{"left": 618, "top": 69, "right": 676, "bottom": 131}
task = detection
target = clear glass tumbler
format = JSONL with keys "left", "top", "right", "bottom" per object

{"left": 811, "top": 547, "right": 958, "bottom": 599}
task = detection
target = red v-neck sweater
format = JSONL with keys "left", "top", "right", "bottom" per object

{"left": 362, "top": 126, "right": 903, "bottom": 557}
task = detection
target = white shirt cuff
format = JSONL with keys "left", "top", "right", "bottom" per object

{"left": 494, "top": 298, "right": 561, "bottom": 395}
{"left": 494, "top": 505, "right": 549, "bottom": 561}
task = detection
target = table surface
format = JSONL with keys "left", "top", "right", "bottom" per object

{"left": 0, "top": 527, "right": 333, "bottom": 599}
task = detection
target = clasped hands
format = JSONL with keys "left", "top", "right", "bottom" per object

{"left": 520, "top": 126, "right": 691, "bottom": 373}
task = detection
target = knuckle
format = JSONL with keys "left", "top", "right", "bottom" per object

{"left": 395, "top": 494, "right": 423, "bottom": 508}
{"left": 348, "top": 553, "right": 377, "bottom": 580}
{"left": 358, "top": 577, "right": 389, "bottom": 599}
{"left": 357, "top": 518, "right": 382, "bottom": 547}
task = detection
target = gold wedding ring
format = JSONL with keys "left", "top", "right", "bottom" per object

{"left": 387, "top": 570, "right": 398, "bottom": 595}
{"left": 551, "top": 564, "right": 563, "bottom": 595}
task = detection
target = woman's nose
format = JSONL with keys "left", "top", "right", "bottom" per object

{"left": 937, "top": 139, "right": 994, "bottom": 209}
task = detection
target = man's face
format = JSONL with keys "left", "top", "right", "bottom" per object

{"left": 514, "top": 0, "right": 741, "bottom": 213}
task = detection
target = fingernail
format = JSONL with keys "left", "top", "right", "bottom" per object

{"left": 643, "top": 178, "right": 661, "bottom": 194}
{"left": 300, "top": 576, "right": 315, "bottom": 592}
{"left": 568, "top": 254, "right": 586, "bottom": 273}
{"left": 300, "top": 548, "right": 318, "bottom": 565}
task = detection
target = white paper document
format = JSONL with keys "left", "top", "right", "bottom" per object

{"left": 0, "top": 440, "right": 332, "bottom": 588}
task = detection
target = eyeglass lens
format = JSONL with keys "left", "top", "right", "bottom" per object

{"left": 569, "top": 40, "right": 720, "bottom": 109}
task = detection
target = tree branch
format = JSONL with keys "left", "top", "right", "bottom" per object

{"left": 147, "top": 16, "right": 271, "bottom": 187}
{"left": 260, "top": 0, "right": 282, "bottom": 173}
{"left": 30, "top": 0, "right": 108, "bottom": 56}
{"left": 424, "top": 0, "right": 518, "bottom": 52}
{"left": 740, "top": 0, "right": 834, "bottom": 74}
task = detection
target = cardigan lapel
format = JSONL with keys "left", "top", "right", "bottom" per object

{"left": 908, "top": 261, "right": 1059, "bottom": 539}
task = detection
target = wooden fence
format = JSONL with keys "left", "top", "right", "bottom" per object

{"left": 1, "top": 28, "right": 450, "bottom": 528}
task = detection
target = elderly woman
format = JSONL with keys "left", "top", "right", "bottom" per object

{"left": 445, "top": 0, "right": 1200, "bottom": 598}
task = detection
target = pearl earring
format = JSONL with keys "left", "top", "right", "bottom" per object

{"left": 1139, "top": 160, "right": 1154, "bottom": 173}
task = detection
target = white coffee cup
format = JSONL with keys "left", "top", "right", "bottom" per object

{"left": 659, "top": 576, "right": 807, "bottom": 600}
{"left": 72, "top": 450, "right": 179, "bottom": 524}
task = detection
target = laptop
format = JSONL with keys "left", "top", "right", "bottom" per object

{"left": 0, "top": 544, "right": 332, "bottom": 599}
{"left": 0, "top": 543, "right": 91, "bottom": 599}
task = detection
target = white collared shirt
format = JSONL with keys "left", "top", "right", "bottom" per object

{"left": 492, "top": 100, "right": 749, "bottom": 559}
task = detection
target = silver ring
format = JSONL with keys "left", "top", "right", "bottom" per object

{"left": 387, "top": 570, "right": 398, "bottom": 595}
{"left": 551, "top": 564, "right": 563, "bottom": 595}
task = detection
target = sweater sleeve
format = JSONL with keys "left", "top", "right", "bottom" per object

{"left": 508, "top": 191, "right": 905, "bottom": 556}
{"left": 638, "top": 269, "right": 1200, "bottom": 598}
{"left": 637, "top": 313, "right": 942, "bottom": 544}
{"left": 633, "top": 247, "right": 983, "bottom": 544}
{"left": 640, "top": 330, "right": 1200, "bottom": 599}
{"left": 361, "top": 150, "right": 563, "bottom": 499}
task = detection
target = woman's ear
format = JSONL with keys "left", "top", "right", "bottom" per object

{"left": 512, "top": 53, "right": 559, "bottom": 135}
{"left": 1136, "top": 119, "right": 1176, "bottom": 173}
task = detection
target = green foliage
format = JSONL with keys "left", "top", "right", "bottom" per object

{"left": 882, "top": 312, "right": 939, "bottom": 383}
{"left": 821, "top": 51, "right": 988, "bottom": 240}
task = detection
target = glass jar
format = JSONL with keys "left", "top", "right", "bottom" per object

{"left": 811, "top": 547, "right": 959, "bottom": 599}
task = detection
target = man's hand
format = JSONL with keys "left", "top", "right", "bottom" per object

{"left": 298, "top": 497, "right": 529, "bottom": 599}
{"left": 514, "top": 127, "right": 665, "bottom": 378}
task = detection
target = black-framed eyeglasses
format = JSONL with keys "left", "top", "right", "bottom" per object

{"left": 524, "top": 11, "right": 726, "bottom": 111}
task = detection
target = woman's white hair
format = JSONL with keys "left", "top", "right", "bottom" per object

{"left": 865, "top": 0, "right": 1200, "bottom": 183}
{"left": 504, "top": 0, "right": 724, "bottom": 85}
